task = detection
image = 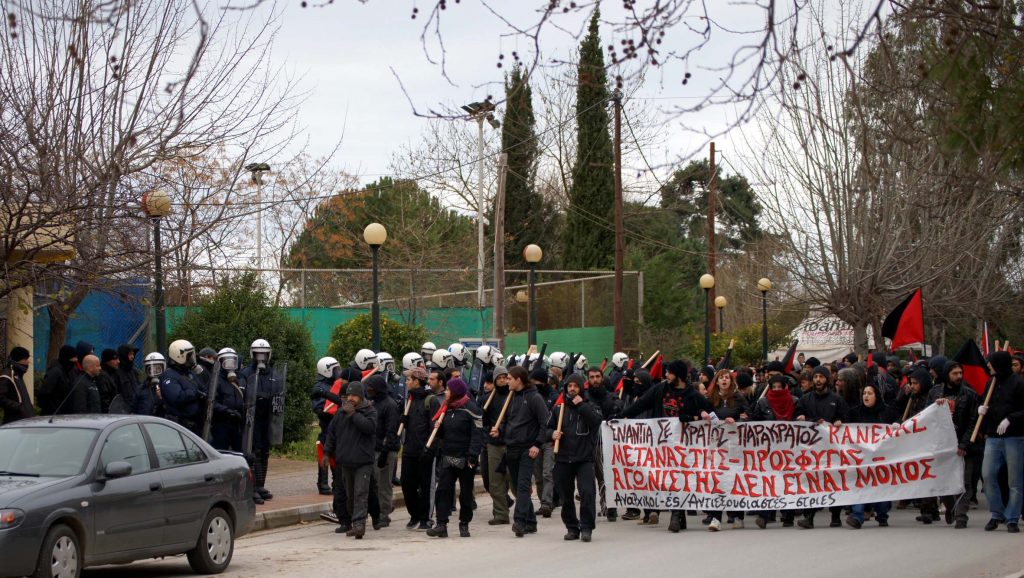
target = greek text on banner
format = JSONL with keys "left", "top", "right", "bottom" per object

{"left": 601, "top": 403, "right": 964, "bottom": 511}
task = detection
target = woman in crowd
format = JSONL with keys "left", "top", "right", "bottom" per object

{"left": 846, "top": 382, "right": 898, "bottom": 529}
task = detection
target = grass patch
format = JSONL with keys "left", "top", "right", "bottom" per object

{"left": 272, "top": 422, "right": 319, "bottom": 462}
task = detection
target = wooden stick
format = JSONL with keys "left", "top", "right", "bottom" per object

{"left": 493, "top": 390, "right": 514, "bottom": 431}
{"left": 971, "top": 375, "right": 999, "bottom": 443}
{"left": 553, "top": 403, "right": 565, "bottom": 454}
{"left": 901, "top": 395, "right": 914, "bottom": 422}
{"left": 397, "top": 398, "right": 411, "bottom": 437}
{"left": 426, "top": 404, "right": 447, "bottom": 448}
{"left": 483, "top": 387, "right": 497, "bottom": 411}
{"left": 641, "top": 350, "right": 661, "bottom": 370}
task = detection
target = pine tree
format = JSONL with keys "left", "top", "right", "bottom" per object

{"left": 563, "top": 10, "right": 615, "bottom": 270}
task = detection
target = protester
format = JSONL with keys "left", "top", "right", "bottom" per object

{"left": 427, "top": 378, "right": 484, "bottom": 538}
{"left": 323, "top": 381, "right": 378, "bottom": 538}
{"left": 530, "top": 368, "right": 558, "bottom": 518}
{"left": 927, "top": 360, "right": 981, "bottom": 528}
{"left": 845, "top": 383, "right": 898, "bottom": 529}
{"left": 706, "top": 369, "right": 748, "bottom": 530}
{"left": 400, "top": 366, "right": 440, "bottom": 531}
{"left": 795, "top": 364, "right": 848, "bottom": 528}
{"left": 69, "top": 354, "right": 103, "bottom": 414}
{"left": 0, "top": 347, "right": 34, "bottom": 424}
{"left": 548, "top": 374, "right": 603, "bottom": 542}
{"left": 586, "top": 369, "right": 621, "bottom": 522}
{"left": 38, "top": 345, "right": 78, "bottom": 415}
{"left": 116, "top": 344, "right": 141, "bottom": 409}
{"left": 750, "top": 374, "right": 799, "bottom": 528}
{"left": 366, "top": 374, "right": 401, "bottom": 529}
{"left": 97, "top": 348, "right": 121, "bottom": 413}
{"left": 979, "top": 351, "right": 1024, "bottom": 533}
{"left": 482, "top": 365, "right": 513, "bottom": 526}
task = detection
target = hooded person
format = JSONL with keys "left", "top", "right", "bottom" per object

{"left": 845, "top": 382, "right": 898, "bottom": 529}
{"left": 115, "top": 344, "right": 142, "bottom": 409}
{"left": 794, "top": 364, "right": 849, "bottom": 529}
{"left": 929, "top": 355, "right": 949, "bottom": 386}
{"left": 37, "top": 345, "right": 79, "bottom": 415}
{"left": 400, "top": 365, "right": 443, "bottom": 531}
{"left": 75, "top": 340, "right": 94, "bottom": 371}
{"left": 365, "top": 374, "right": 400, "bottom": 529}
{"left": 546, "top": 374, "right": 603, "bottom": 542}
{"left": 1, "top": 347, "right": 35, "bottom": 424}
{"left": 926, "top": 360, "right": 981, "bottom": 528}
{"left": 868, "top": 351, "right": 899, "bottom": 405}
{"left": 899, "top": 368, "right": 933, "bottom": 424}
{"left": 528, "top": 367, "right": 557, "bottom": 517}
{"left": 426, "top": 378, "right": 484, "bottom": 538}
{"left": 978, "top": 351, "right": 1024, "bottom": 532}
{"left": 96, "top": 348, "right": 121, "bottom": 413}
{"left": 322, "top": 381, "right": 378, "bottom": 538}
{"left": 750, "top": 374, "right": 799, "bottom": 529}
{"left": 482, "top": 365, "right": 514, "bottom": 526}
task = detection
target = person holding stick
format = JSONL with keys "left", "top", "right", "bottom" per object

{"left": 547, "top": 374, "right": 603, "bottom": 542}
{"left": 399, "top": 366, "right": 441, "bottom": 531}
{"left": 494, "top": 365, "right": 551, "bottom": 537}
{"left": 426, "top": 378, "right": 484, "bottom": 538}
{"left": 927, "top": 360, "right": 981, "bottom": 529}
{"left": 979, "top": 351, "right": 1024, "bottom": 533}
{"left": 483, "top": 366, "right": 513, "bottom": 526}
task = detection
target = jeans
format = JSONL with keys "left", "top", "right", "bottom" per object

{"left": 507, "top": 447, "right": 537, "bottom": 528}
{"left": 487, "top": 444, "right": 511, "bottom": 522}
{"left": 341, "top": 464, "right": 373, "bottom": 526}
{"left": 983, "top": 437, "right": 1024, "bottom": 523}
{"left": 555, "top": 461, "right": 596, "bottom": 532}
{"left": 401, "top": 453, "right": 434, "bottom": 523}
{"left": 435, "top": 463, "right": 476, "bottom": 526}
{"left": 851, "top": 501, "right": 891, "bottom": 523}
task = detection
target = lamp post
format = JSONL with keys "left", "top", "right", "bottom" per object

{"left": 715, "top": 295, "right": 728, "bottom": 333}
{"left": 758, "top": 277, "right": 772, "bottom": 362}
{"left": 699, "top": 273, "right": 715, "bottom": 364}
{"left": 244, "top": 162, "right": 271, "bottom": 269}
{"left": 364, "top": 223, "right": 388, "bottom": 351}
{"left": 142, "top": 190, "right": 172, "bottom": 354}
{"left": 461, "top": 102, "right": 500, "bottom": 312}
{"left": 523, "top": 244, "right": 543, "bottom": 347}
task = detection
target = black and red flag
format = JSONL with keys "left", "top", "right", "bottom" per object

{"left": 882, "top": 289, "right": 925, "bottom": 352}
{"left": 953, "top": 338, "right": 990, "bottom": 396}
{"left": 780, "top": 341, "right": 799, "bottom": 374}
{"left": 649, "top": 355, "right": 664, "bottom": 381}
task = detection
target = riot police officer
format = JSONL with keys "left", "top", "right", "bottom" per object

{"left": 133, "top": 353, "right": 166, "bottom": 417}
{"left": 239, "top": 338, "right": 285, "bottom": 502}
{"left": 312, "top": 356, "right": 342, "bottom": 496}
{"left": 160, "top": 340, "right": 206, "bottom": 434}
{"left": 210, "top": 348, "right": 246, "bottom": 453}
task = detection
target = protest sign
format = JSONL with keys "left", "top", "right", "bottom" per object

{"left": 602, "top": 404, "right": 963, "bottom": 511}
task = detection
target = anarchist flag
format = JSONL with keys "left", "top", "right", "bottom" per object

{"left": 882, "top": 289, "right": 925, "bottom": 352}
{"left": 953, "top": 338, "right": 990, "bottom": 396}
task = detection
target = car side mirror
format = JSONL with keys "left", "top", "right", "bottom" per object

{"left": 104, "top": 461, "right": 132, "bottom": 479}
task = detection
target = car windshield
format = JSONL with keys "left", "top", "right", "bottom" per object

{"left": 0, "top": 427, "right": 98, "bottom": 478}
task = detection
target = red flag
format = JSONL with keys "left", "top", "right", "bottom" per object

{"left": 981, "top": 322, "right": 991, "bottom": 357}
{"left": 316, "top": 440, "right": 324, "bottom": 463}
{"left": 599, "top": 358, "right": 608, "bottom": 374}
{"left": 431, "top": 402, "right": 448, "bottom": 422}
{"left": 362, "top": 367, "right": 378, "bottom": 379}
{"left": 882, "top": 289, "right": 925, "bottom": 352}
{"left": 866, "top": 353, "right": 874, "bottom": 369}
{"left": 650, "top": 355, "right": 664, "bottom": 380}
{"left": 613, "top": 360, "right": 635, "bottom": 393}
{"left": 953, "top": 338, "right": 990, "bottom": 396}
{"left": 780, "top": 341, "right": 799, "bottom": 374}
{"left": 554, "top": 392, "right": 564, "bottom": 406}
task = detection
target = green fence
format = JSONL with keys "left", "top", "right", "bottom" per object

{"left": 503, "top": 326, "right": 614, "bottom": 367}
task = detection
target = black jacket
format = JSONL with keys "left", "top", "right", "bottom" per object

{"left": 69, "top": 373, "right": 102, "bottom": 414}
{"left": 796, "top": 389, "right": 849, "bottom": 423}
{"left": 324, "top": 400, "right": 378, "bottom": 466}
{"left": 116, "top": 347, "right": 142, "bottom": 407}
{"left": 402, "top": 387, "right": 441, "bottom": 458}
{"left": 0, "top": 366, "right": 35, "bottom": 424}
{"left": 981, "top": 373, "right": 1024, "bottom": 438}
{"left": 38, "top": 362, "right": 77, "bottom": 415}
{"left": 546, "top": 397, "right": 603, "bottom": 464}
{"left": 926, "top": 382, "right": 980, "bottom": 451}
{"left": 586, "top": 386, "right": 623, "bottom": 420}
{"left": 622, "top": 382, "right": 712, "bottom": 421}
{"left": 482, "top": 385, "right": 511, "bottom": 445}
{"left": 212, "top": 371, "right": 246, "bottom": 425}
{"left": 372, "top": 391, "right": 401, "bottom": 453}
{"left": 848, "top": 402, "right": 898, "bottom": 424}
{"left": 710, "top": 392, "right": 749, "bottom": 421}
{"left": 502, "top": 385, "right": 551, "bottom": 450}
{"left": 97, "top": 367, "right": 121, "bottom": 413}
{"left": 436, "top": 398, "right": 485, "bottom": 460}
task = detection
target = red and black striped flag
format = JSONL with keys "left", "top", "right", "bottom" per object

{"left": 780, "top": 341, "right": 799, "bottom": 374}
{"left": 952, "top": 338, "right": 989, "bottom": 396}
{"left": 882, "top": 289, "right": 925, "bottom": 352}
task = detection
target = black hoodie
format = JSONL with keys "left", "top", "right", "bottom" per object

{"left": 502, "top": 384, "right": 551, "bottom": 450}
{"left": 981, "top": 352, "right": 1024, "bottom": 438}
{"left": 38, "top": 345, "right": 79, "bottom": 415}
{"left": 324, "top": 398, "right": 378, "bottom": 466}
{"left": 402, "top": 386, "right": 441, "bottom": 458}
{"left": 926, "top": 361, "right": 980, "bottom": 450}
{"left": 546, "top": 395, "right": 603, "bottom": 464}
{"left": 1, "top": 362, "right": 35, "bottom": 424}
{"left": 115, "top": 345, "right": 142, "bottom": 406}
{"left": 366, "top": 376, "right": 401, "bottom": 453}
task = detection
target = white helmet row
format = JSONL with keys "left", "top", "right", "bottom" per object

{"left": 575, "top": 354, "right": 588, "bottom": 371}
{"left": 402, "top": 352, "right": 425, "bottom": 371}
{"left": 168, "top": 339, "right": 197, "bottom": 367}
{"left": 475, "top": 345, "right": 502, "bottom": 365}
{"left": 317, "top": 356, "right": 340, "bottom": 379}
{"left": 432, "top": 349, "right": 454, "bottom": 369}
{"left": 378, "top": 352, "right": 395, "bottom": 373}
{"left": 421, "top": 342, "right": 437, "bottom": 358}
{"left": 549, "top": 352, "right": 569, "bottom": 370}
{"left": 611, "top": 352, "right": 629, "bottom": 371}
{"left": 354, "top": 349, "right": 378, "bottom": 371}
{"left": 448, "top": 343, "right": 466, "bottom": 363}
{"left": 144, "top": 352, "right": 166, "bottom": 378}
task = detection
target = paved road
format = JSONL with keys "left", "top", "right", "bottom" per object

{"left": 89, "top": 495, "right": 1024, "bottom": 578}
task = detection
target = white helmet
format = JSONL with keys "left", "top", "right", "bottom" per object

{"left": 217, "top": 347, "right": 240, "bottom": 372}
{"left": 421, "top": 341, "right": 437, "bottom": 358}
{"left": 378, "top": 352, "right": 395, "bottom": 373}
{"left": 526, "top": 353, "right": 546, "bottom": 368}
{"left": 611, "top": 352, "right": 629, "bottom": 370}
{"left": 549, "top": 352, "right": 569, "bottom": 370}
{"left": 250, "top": 338, "right": 272, "bottom": 365}
{"left": 493, "top": 351, "right": 505, "bottom": 366}
{"left": 575, "top": 354, "right": 588, "bottom": 370}
{"left": 432, "top": 349, "right": 454, "bottom": 369}
{"left": 144, "top": 352, "right": 166, "bottom": 378}
{"left": 448, "top": 343, "right": 466, "bottom": 363}
{"left": 168, "top": 339, "right": 197, "bottom": 367}
{"left": 402, "top": 352, "right": 424, "bottom": 371}
{"left": 354, "top": 349, "right": 378, "bottom": 371}
{"left": 476, "top": 345, "right": 499, "bottom": 365}
{"left": 317, "top": 356, "right": 340, "bottom": 379}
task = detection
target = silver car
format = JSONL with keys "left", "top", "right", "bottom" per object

{"left": 0, "top": 415, "right": 255, "bottom": 578}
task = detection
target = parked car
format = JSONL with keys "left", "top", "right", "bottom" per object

{"left": 0, "top": 415, "right": 255, "bottom": 578}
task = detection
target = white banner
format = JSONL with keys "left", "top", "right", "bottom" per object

{"left": 602, "top": 404, "right": 964, "bottom": 511}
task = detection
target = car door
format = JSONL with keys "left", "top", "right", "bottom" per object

{"left": 90, "top": 424, "right": 166, "bottom": 555}
{"left": 143, "top": 422, "right": 211, "bottom": 546}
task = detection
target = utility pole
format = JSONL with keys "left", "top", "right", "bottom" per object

{"left": 613, "top": 90, "right": 624, "bottom": 352}
{"left": 245, "top": 162, "right": 271, "bottom": 270}
{"left": 707, "top": 142, "right": 717, "bottom": 333}
{"left": 493, "top": 154, "right": 508, "bottom": 350}
{"left": 476, "top": 117, "right": 486, "bottom": 312}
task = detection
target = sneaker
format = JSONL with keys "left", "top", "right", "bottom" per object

{"left": 622, "top": 510, "right": 641, "bottom": 521}
{"left": 538, "top": 506, "right": 553, "bottom": 518}
{"left": 320, "top": 512, "right": 340, "bottom": 524}
{"left": 985, "top": 518, "right": 1001, "bottom": 531}
{"left": 1008, "top": 523, "right": 1020, "bottom": 534}
{"left": 701, "top": 514, "right": 714, "bottom": 525}
{"left": 954, "top": 520, "right": 967, "bottom": 529}
{"left": 426, "top": 524, "right": 448, "bottom": 538}
{"left": 581, "top": 530, "right": 592, "bottom": 542}
{"left": 732, "top": 519, "right": 744, "bottom": 529}
{"left": 417, "top": 521, "right": 432, "bottom": 531}
{"left": 877, "top": 520, "right": 889, "bottom": 527}
{"left": 649, "top": 512, "right": 660, "bottom": 525}
{"left": 845, "top": 516, "right": 862, "bottom": 529}
{"left": 334, "top": 524, "right": 350, "bottom": 534}
{"left": 564, "top": 531, "right": 580, "bottom": 541}
{"left": 708, "top": 519, "right": 721, "bottom": 532}
{"left": 512, "top": 524, "right": 526, "bottom": 538}
{"left": 797, "top": 518, "right": 814, "bottom": 530}
{"left": 488, "top": 518, "right": 510, "bottom": 526}
{"left": 459, "top": 523, "right": 470, "bottom": 537}
{"left": 755, "top": 517, "right": 767, "bottom": 530}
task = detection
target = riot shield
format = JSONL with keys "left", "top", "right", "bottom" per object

{"left": 270, "top": 361, "right": 287, "bottom": 446}
{"left": 242, "top": 371, "right": 257, "bottom": 458}
{"left": 467, "top": 356, "right": 484, "bottom": 396}
{"left": 201, "top": 359, "right": 221, "bottom": 443}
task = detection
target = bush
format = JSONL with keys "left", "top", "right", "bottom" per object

{"left": 170, "top": 272, "right": 316, "bottom": 444}
{"left": 327, "top": 313, "right": 428, "bottom": 366}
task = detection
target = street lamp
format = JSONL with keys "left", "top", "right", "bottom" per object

{"left": 461, "top": 101, "right": 500, "bottom": 313}
{"left": 364, "top": 223, "right": 388, "bottom": 352}
{"left": 699, "top": 273, "right": 715, "bottom": 364}
{"left": 245, "top": 162, "right": 271, "bottom": 269}
{"left": 142, "top": 190, "right": 172, "bottom": 355}
{"left": 715, "top": 295, "right": 728, "bottom": 333}
{"left": 523, "top": 244, "right": 543, "bottom": 347}
{"left": 758, "top": 277, "right": 773, "bottom": 362}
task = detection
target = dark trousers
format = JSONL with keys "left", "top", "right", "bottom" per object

{"left": 211, "top": 421, "right": 242, "bottom": 452}
{"left": 435, "top": 463, "right": 476, "bottom": 526}
{"left": 331, "top": 464, "right": 351, "bottom": 526}
{"left": 555, "top": 461, "right": 596, "bottom": 532}
{"left": 341, "top": 464, "right": 373, "bottom": 527}
{"left": 401, "top": 453, "right": 434, "bottom": 523}
{"left": 709, "top": 510, "right": 745, "bottom": 521}
{"left": 507, "top": 447, "right": 537, "bottom": 528}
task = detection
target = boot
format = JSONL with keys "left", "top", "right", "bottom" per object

{"left": 427, "top": 524, "right": 448, "bottom": 538}
{"left": 459, "top": 523, "right": 470, "bottom": 537}
{"left": 668, "top": 511, "right": 685, "bottom": 533}
{"left": 353, "top": 524, "right": 366, "bottom": 539}
{"left": 317, "top": 466, "right": 332, "bottom": 495}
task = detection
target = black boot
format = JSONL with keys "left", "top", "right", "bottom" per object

{"left": 427, "top": 524, "right": 448, "bottom": 538}
{"left": 459, "top": 523, "right": 470, "bottom": 537}
{"left": 317, "top": 465, "right": 331, "bottom": 495}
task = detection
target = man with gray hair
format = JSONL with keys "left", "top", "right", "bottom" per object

{"left": 69, "top": 354, "right": 103, "bottom": 414}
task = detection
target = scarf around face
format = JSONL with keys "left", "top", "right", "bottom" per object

{"left": 766, "top": 388, "right": 795, "bottom": 421}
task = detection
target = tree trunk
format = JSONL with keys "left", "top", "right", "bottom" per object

{"left": 853, "top": 323, "right": 869, "bottom": 356}
{"left": 45, "top": 286, "right": 90, "bottom": 367}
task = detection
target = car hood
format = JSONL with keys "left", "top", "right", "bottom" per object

{"left": 0, "top": 476, "right": 70, "bottom": 505}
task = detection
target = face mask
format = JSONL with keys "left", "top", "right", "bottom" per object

{"left": 11, "top": 361, "right": 28, "bottom": 374}
{"left": 255, "top": 353, "right": 269, "bottom": 369}
{"left": 221, "top": 355, "right": 239, "bottom": 372}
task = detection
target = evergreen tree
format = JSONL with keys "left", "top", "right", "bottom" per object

{"left": 563, "top": 10, "right": 615, "bottom": 270}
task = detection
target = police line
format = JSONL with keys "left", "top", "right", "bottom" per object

{"left": 601, "top": 403, "right": 964, "bottom": 511}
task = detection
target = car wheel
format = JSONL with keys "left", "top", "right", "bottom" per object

{"left": 187, "top": 507, "right": 234, "bottom": 574}
{"left": 32, "top": 524, "right": 81, "bottom": 578}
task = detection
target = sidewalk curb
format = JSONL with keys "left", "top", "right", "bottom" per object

{"left": 253, "top": 478, "right": 487, "bottom": 532}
